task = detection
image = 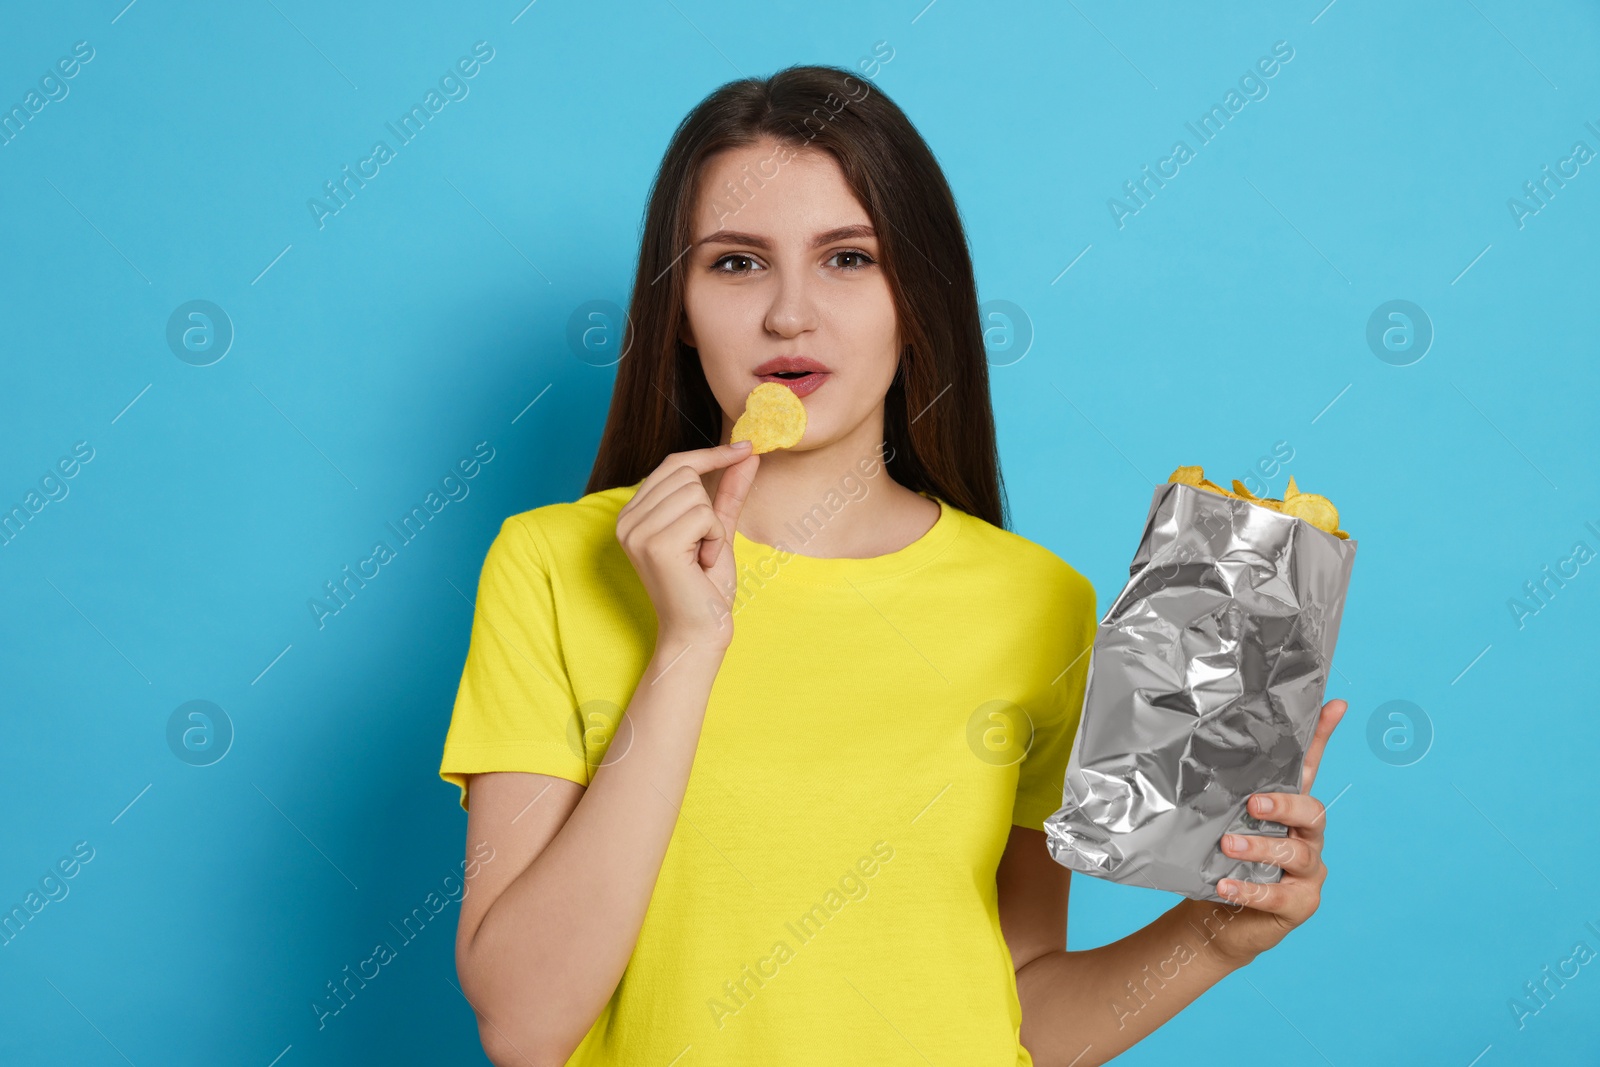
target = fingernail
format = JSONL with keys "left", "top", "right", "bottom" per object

{"left": 1224, "top": 834, "right": 1242, "bottom": 851}
{"left": 732, "top": 440, "right": 752, "bottom": 449}
{"left": 1254, "top": 795, "right": 1274, "bottom": 814}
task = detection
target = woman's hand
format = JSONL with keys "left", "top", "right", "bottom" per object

{"left": 615, "top": 441, "right": 760, "bottom": 652}
{"left": 1204, "top": 698, "right": 1348, "bottom": 967}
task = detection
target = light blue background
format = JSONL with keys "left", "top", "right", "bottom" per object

{"left": 3, "top": 0, "right": 1597, "bottom": 1063}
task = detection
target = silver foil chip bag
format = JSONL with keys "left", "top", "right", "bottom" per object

{"left": 1044, "top": 481, "right": 1357, "bottom": 903}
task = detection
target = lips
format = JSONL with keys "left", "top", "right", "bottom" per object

{"left": 754, "top": 356, "right": 831, "bottom": 398}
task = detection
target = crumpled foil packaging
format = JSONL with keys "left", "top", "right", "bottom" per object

{"left": 1044, "top": 482, "right": 1357, "bottom": 903}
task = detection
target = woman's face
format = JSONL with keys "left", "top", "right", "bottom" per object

{"left": 681, "top": 139, "right": 900, "bottom": 453}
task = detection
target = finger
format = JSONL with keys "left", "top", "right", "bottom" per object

{"left": 1221, "top": 831, "right": 1320, "bottom": 878}
{"left": 1247, "top": 791, "right": 1328, "bottom": 841}
{"left": 618, "top": 442, "right": 755, "bottom": 523}
{"left": 1216, "top": 874, "right": 1318, "bottom": 919}
{"left": 618, "top": 465, "right": 705, "bottom": 538}
{"left": 698, "top": 453, "right": 760, "bottom": 570}
{"left": 1298, "top": 698, "right": 1347, "bottom": 797}
{"left": 625, "top": 481, "right": 718, "bottom": 552}
{"left": 660, "top": 502, "right": 726, "bottom": 567}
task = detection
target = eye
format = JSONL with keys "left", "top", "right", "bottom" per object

{"left": 829, "top": 249, "right": 876, "bottom": 271}
{"left": 711, "top": 253, "right": 762, "bottom": 274}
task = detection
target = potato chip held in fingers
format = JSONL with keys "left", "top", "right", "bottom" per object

{"left": 730, "top": 381, "right": 807, "bottom": 454}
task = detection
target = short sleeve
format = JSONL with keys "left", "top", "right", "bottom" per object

{"left": 1011, "top": 568, "right": 1098, "bottom": 831}
{"left": 439, "top": 514, "right": 590, "bottom": 811}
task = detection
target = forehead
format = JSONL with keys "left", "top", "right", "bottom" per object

{"left": 692, "top": 140, "right": 871, "bottom": 239}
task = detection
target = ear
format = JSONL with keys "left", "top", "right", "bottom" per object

{"left": 678, "top": 317, "right": 696, "bottom": 349}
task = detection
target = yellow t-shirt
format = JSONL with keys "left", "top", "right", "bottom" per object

{"left": 439, "top": 479, "right": 1097, "bottom": 1065}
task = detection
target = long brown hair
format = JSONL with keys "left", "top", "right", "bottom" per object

{"left": 584, "top": 63, "right": 1008, "bottom": 530}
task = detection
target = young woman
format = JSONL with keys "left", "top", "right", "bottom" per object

{"left": 439, "top": 64, "right": 1346, "bottom": 1066}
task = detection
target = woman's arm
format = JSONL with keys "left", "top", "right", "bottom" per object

{"left": 1002, "top": 698, "right": 1347, "bottom": 1066}
{"left": 455, "top": 634, "right": 728, "bottom": 1066}
{"left": 1000, "top": 827, "right": 1249, "bottom": 1066}
{"left": 453, "top": 443, "right": 761, "bottom": 1065}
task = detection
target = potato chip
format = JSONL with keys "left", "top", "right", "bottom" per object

{"left": 1169, "top": 466, "right": 1206, "bottom": 487}
{"left": 1234, "top": 482, "right": 1285, "bottom": 512}
{"left": 1169, "top": 466, "right": 1232, "bottom": 496}
{"left": 1168, "top": 465, "right": 1347, "bottom": 537}
{"left": 730, "top": 381, "right": 807, "bottom": 454}
{"left": 1282, "top": 475, "right": 1341, "bottom": 535}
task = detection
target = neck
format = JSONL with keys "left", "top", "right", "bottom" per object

{"left": 705, "top": 413, "right": 923, "bottom": 557}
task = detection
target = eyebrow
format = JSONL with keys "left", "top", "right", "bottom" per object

{"left": 693, "top": 224, "right": 877, "bottom": 250}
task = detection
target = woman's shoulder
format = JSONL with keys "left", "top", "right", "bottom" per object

{"left": 506, "top": 482, "right": 636, "bottom": 540}
{"left": 949, "top": 504, "right": 1096, "bottom": 611}
{"left": 490, "top": 481, "right": 640, "bottom": 568}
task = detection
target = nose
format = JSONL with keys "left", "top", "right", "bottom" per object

{"left": 762, "top": 264, "right": 820, "bottom": 339}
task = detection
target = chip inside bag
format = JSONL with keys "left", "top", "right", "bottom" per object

{"left": 1167, "top": 465, "right": 1350, "bottom": 539}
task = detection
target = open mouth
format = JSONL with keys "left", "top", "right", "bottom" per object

{"left": 755, "top": 368, "right": 831, "bottom": 397}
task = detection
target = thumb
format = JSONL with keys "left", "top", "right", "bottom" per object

{"left": 698, "top": 454, "right": 760, "bottom": 571}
